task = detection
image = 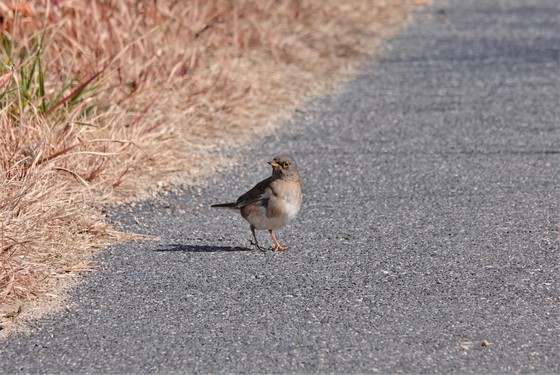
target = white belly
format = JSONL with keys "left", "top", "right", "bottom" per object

{"left": 242, "top": 184, "right": 301, "bottom": 231}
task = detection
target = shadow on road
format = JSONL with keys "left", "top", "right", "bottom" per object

{"left": 155, "top": 243, "right": 251, "bottom": 253}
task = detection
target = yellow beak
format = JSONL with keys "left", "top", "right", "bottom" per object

{"left": 268, "top": 161, "right": 281, "bottom": 168}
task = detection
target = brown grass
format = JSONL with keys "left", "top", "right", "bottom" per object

{"left": 0, "top": 0, "right": 429, "bottom": 334}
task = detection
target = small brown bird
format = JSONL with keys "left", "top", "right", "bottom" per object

{"left": 211, "top": 153, "right": 302, "bottom": 251}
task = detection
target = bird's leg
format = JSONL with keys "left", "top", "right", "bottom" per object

{"left": 269, "top": 230, "right": 288, "bottom": 251}
{"left": 250, "top": 226, "right": 266, "bottom": 252}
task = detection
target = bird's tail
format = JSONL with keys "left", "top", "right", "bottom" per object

{"left": 211, "top": 202, "right": 237, "bottom": 209}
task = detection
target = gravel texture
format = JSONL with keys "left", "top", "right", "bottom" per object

{"left": 1, "top": 0, "right": 559, "bottom": 373}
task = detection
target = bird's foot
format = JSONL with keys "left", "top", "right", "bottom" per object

{"left": 272, "top": 243, "right": 288, "bottom": 252}
{"left": 250, "top": 240, "right": 267, "bottom": 252}
{"left": 268, "top": 230, "right": 289, "bottom": 252}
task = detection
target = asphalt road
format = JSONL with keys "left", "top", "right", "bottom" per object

{"left": 2, "top": 0, "right": 559, "bottom": 373}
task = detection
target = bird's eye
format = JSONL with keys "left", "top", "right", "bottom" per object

{"left": 282, "top": 161, "right": 289, "bottom": 168}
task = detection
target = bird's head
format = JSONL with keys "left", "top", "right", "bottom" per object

{"left": 268, "top": 153, "right": 300, "bottom": 181}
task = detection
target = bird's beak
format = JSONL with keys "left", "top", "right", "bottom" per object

{"left": 268, "top": 161, "right": 281, "bottom": 168}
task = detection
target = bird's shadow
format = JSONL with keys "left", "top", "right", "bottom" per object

{"left": 155, "top": 243, "right": 252, "bottom": 253}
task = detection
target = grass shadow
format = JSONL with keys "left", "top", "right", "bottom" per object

{"left": 155, "top": 243, "right": 252, "bottom": 253}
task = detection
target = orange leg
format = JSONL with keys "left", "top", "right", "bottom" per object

{"left": 269, "top": 230, "right": 288, "bottom": 251}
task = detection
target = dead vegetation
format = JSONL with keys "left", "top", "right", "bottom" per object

{"left": 0, "top": 0, "right": 429, "bottom": 332}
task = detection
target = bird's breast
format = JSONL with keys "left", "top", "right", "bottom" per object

{"left": 267, "top": 180, "right": 301, "bottom": 221}
{"left": 241, "top": 179, "right": 301, "bottom": 231}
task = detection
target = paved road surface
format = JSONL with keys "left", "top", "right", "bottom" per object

{"left": 2, "top": 0, "right": 559, "bottom": 373}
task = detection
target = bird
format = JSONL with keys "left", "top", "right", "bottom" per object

{"left": 211, "top": 153, "right": 302, "bottom": 251}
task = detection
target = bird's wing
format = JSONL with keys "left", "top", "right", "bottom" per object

{"left": 234, "top": 176, "right": 274, "bottom": 208}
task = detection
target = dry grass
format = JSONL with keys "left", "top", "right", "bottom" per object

{"left": 0, "top": 0, "right": 429, "bottom": 333}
